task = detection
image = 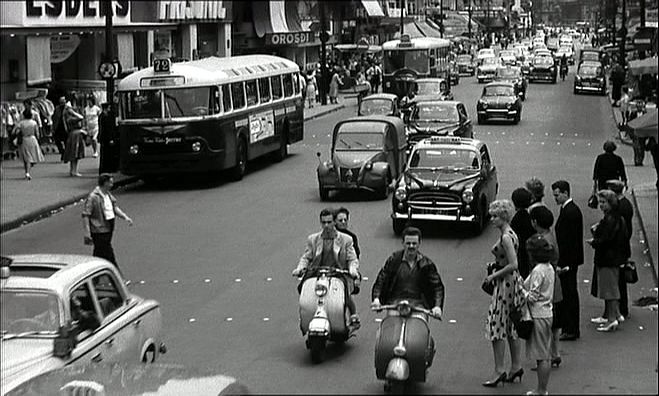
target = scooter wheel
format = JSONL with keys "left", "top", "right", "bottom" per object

{"left": 385, "top": 380, "right": 406, "bottom": 394}
{"left": 309, "top": 337, "right": 326, "bottom": 364}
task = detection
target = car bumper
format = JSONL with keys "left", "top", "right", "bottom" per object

{"left": 529, "top": 73, "right": 555, "bottom": 80}
{"left": 575, "top": 84, "right": 605, "bottom": 92}
{"left": 477, "top": 73, "right": 495, "bottom": 80}
{"left": 478, "top": 109, "right": 518, "bottom": 118}
{"left": 392, "top": 210, "right": 475, "bottom": 222}
{"left": 318, "top": 172, "right": 386, "bottom": 192}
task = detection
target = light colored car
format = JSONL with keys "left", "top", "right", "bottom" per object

{"left": 1, "top": 255, "right": 166, "bottom": 394}
{"left": 477, "top": 48, "right": 495, "bottom": 63}
{"left": 499, "top": 50, "right": 517, "bottom": 66}
{"left": 477, "top": 56, "right": 501, "bottom": 83}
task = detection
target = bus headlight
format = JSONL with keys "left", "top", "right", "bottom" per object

{"left": 129, "top": 145, "right": 139, "bottom": 155}
{"left": 191, "top": 141, "right": 202, "bottom": 152}
{"left": 462, "top": 189, "right": 474, "bottom": 203}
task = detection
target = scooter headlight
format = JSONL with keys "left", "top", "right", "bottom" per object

{"left": 191, "top": 141, "right": 202, "bottom": 152}
{"left": 398, "top": 303, "right": 412, "bottom": 316}
{"left": 315, "top": 284, "right": 328, "bottom": 297}
{"left": 393, "top": 345, "right": 407, "bottom": 356}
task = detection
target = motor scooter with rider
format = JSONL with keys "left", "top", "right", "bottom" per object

{"left": 560, "top": 55, "right": 568, "bottom": 81}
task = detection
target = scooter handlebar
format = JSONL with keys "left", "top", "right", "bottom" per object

{"left": 371, "top": 303, "right": 440, "bottom": 319}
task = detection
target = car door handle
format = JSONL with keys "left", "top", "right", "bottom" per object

{"left": 134, "top": 319, "right": 141, "bottom": 327}
{"left": 105, "top": 338, "right": 114, "bottom": 347}
{"left": 91, "top": 352, "right": 103, "bottom": 363}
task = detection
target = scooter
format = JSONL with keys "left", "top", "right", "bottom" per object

{"left": 372, "top": 300, "right": 441, "bottom": 394}
{"left": 560, "top": 64, "right": 568, "bottom": 81}
{"left": 297, "top": 267, "right": 359, "bottom": 363}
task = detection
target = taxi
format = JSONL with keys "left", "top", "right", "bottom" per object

{"left": 391, "top": 136, "right": 498, "bottom": 235}
{"left": 1, "top": 255, "right": 166, "bottom": 394}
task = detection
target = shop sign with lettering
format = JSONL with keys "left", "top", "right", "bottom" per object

{"left": 1, "top": 1, "right": 131, "bottom": 28}
{"left": 158, "top": 1, "right": 227, "bottom": 21}
{"left": 50, "top": 35, "right": 81, "bottom": 64}
{"left": 265, "top": 32, "right": 314, "bottom": 46}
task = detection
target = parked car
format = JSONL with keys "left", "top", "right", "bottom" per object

{"left": 528, "top": 56, "right": 557, "bottom": 83}
{"left": 456, "top": 54, "right": 476, "bottom": 75}
{"left": 317, "top": 116, "right": 407, "bottom": 200}
{"left": 406, "top": 100, "right": 474, "bottom": 146}
{"left": 476, "top": 82, "right": 523, "bottom": 124}
{"left": 494, "top": 66, "right": 528, "bottom": 100}
{"left": 413, "top": 78, "right": 454, "bottom": 102}
{"left": 1, "top": 255, "right": 166, "bottom": 394}
{"left": 573, "top": 61, "right": 606, "bottom": 95}
{"left": 477, "top": 56, "right": 501, "bottom": 83}
{"left": 499, "top": 50, "right": 517, "bottom": 66}
{"left": 358, "top": 93, "right": 401, "bottom": 117}
{"left": 391, "top": 136, "right": 498, "bottom": 235}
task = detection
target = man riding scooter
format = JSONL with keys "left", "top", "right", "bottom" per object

{"left": 560, "top": 54, "right": 568, "bottom": 81}
{"left": 293, "top": 208, "right": 361, "bottom": 328}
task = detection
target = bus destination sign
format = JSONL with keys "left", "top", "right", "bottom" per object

{"left": 153, "top": 58, "right": 172, "bottom": 73}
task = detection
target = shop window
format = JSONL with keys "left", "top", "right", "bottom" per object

{"left": 271, "top": 75, "right": 283, "bottom": 99}
{"left": 231, "top": 82, "right": 246, "bottom": 109}
{"left": 222, "top": 85, "right": 232, "bottom": 112}
{"left": 245, "top": 80, "right": 258, "bottom": 107}
{"left": 258, "top": 78, "right": 271, "bottom": 103}
{"left": 283, "top": 74, "right": 294, "bottom": 97}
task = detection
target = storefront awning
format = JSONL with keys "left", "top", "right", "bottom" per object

{"left": 253, "top": 0, "right": 304, "bottom": 38}
{"left": 361, "top": 0, "right": 385, "bottom": 17}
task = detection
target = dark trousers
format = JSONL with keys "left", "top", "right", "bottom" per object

{"left": 91, "top": 219, "right": 117, "bottom": 267}
{"left": 559, "top": 266, "right": 580, "bottom": 336}
{"left": 618, "top": 267, "right": 629, "bottom": 317}
{"left": 53, "top": 133, "right": 67, "bottom": 158}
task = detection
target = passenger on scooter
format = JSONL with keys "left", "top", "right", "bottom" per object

{"left": 292, "top": 208, "right": 361, "bottom": 328}
{"left": 335, "top": 207, "right": 360, "bottom": 259}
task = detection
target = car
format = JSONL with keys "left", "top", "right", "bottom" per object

{"left": 405, "top": 100, "right": 474, "bottom": 146}
{"left": 358, "top": 93, "right": 401, "bottom": 117}
{"left": 573, "top": 61, "right": 606, "bottom": 95}
{"left": 456, "top": 54, "right": 476, "bottom": 76}
{"left": 546, "top": 37, "right": 559, "bottom": 52}
{"left": 494, "top": 66, "right": 528, "bottom": 101}
{"left": 477, "top": 56, "right": 501, "bottom": 83}
{"left": 532, "top": 42, "right": 548, "bottom": 52}
{"left": 317, "top": 116, "right": 407, "bottom": 200}
{"left": 1, "top": 255, "right": 166, "bottom": 394}
{"left": 391, "top": 136, "right": 498, "bottom": 235}
{"left": 555, "top": 46, "right": 574, "bottom": 65}
{"left": 533, "top": 48, "right": 552, "bottom": 59}
{"left": 476, "top": 82, "right": 522, "bottom": 124}
{"left": 528, "top": 56, "right": 557, "bottom": 83}
{"left": 477, "top": 48, "right": 495, "bottom": 63}
{"left": 578, "top": 48, "right": 602, "bottom": 65}
{"left": 413, "top": 78, "right": 454, "bottom": 102}
{"left": 499, "top": 50, "right": 517, "bottom": 66}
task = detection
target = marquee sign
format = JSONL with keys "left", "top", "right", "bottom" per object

{"left": 1, "top": 1, "right": 131, "bottom": 27}
{"left": 265, "top": 32, "right": 314, "bottom": 46}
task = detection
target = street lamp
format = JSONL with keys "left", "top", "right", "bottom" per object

{"left": 468, "top": 0, "right": 473, "bottom": 38}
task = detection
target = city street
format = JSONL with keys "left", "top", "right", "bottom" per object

{"left": 2, "top": 69, "right": 657, "bottom": 394}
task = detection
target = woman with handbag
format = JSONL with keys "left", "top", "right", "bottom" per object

{"left": 62, "top": 117, "right": 87, "bottom": 177}
{"left": 521, "top": 234, "right": 556, "bottom": 396}
{"left": 14, "top": 109, "right": 45, "bottom": 180}
{"left": 482, "top": 199, "right": 524, "bottom": 387}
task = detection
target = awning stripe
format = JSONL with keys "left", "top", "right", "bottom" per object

{"left": 285, "top": 0, "right": 303, "bottom": 32}
{"left": 270, "top": 0, "right": 289, "bottom": 33}
{"left": 361, "top": 0, "right": 385, "bottom": 17}
{"left": 253, "top": 0, "right": 305, "bottom": 38}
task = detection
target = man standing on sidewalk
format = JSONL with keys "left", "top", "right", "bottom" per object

{"left": 607, "top": 179, "right": 633, "bottom": 320}
{"left": 82, "top": 174, "right": 133, "bottom": 269}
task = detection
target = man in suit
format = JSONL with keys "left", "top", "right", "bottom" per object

{"left": 551, "top": 180, "right": 584, "bottom": 340}
{"left": 608, "top": 179, "right": 633, "bottom": 319}
{"left": 293, "top": 208, "right": 361, "bottom": 327}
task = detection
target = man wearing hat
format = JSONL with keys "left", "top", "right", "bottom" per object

{"left": 607, "top": 179, "right": 633, "bottom": 319}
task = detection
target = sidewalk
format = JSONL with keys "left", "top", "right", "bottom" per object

{"left": 609, "top": 101, "right": 658, "bottom": 286}
{"left": 0, "top": 96, "right": 353, "bottom": 234}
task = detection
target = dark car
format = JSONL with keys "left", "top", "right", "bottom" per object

{"left": 578, "top": 48, "right": 602, "bottom": 66}
{"left": 528, "top": 56, "right": 557, "bottom": 83}
{"left": 317, "top": 116, "right": 407, "bottom": 200}
{"left": 574, "top": 61, "right": 606, "bottom": 95}
{"left": 406, "top": 100, "right": 473, "bottom": 146}
{"left": 494, "top": 66, "right": 528, "bottom": 101}
{"left": 358, "top": 93, "right": 401, "bottom": 117}
{"left": 476, "top": 82, "right": 522, "bottom": 124}
{"left": 391, "top": 136, "right": 498, "bottom": 235}
{"left": 456, "top": 54, "right": 476, "bottom": 76}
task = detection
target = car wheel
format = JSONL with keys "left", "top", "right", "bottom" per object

{"left": 393, "top": 219, "right": 405, "bottom": 235}
{"left": 319, "top": 186, "right": 330, "bottom": 201}
{"left": 573, "top": 87, "right": 578, "bottom": 94}
{"left": 229, "top": 136, "right": 247, "bottom": 181}
{"left": 514, "top": 113, "right": 521, "bottom": 124}
{"left": 478, "top": 115, "right": 486, "bottom": 125}
{"left": 377, "top": 174, "right": 391, "bottom": 200}
{"left": 477, "top": 78, "right": 483, "bottom": 84}
{"left": 552, "top": 77, "right": 557, "bottom": 84}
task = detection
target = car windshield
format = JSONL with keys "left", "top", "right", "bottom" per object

{"left": 1, "top": 291, "right": 61, "bottom": 336}
{"left": 417, "top": 81, "right": 446, "bottom": 95}
{"left": 413, "top": 103, "right": 459, "bottom": 122}
{"left": 482, "top": 57, "right": 498, "bottom": 65}
{"left": 496, "top": 68, "right": 520, "bottom": 78}
{"left": 410, "top": 148, "right": 479, "bottom": 170}
{"left": 360, "top": 99, "right": 393, "bottom": 116}
{"left": 579, "top": 65, "right": 601, "bottom": 76}
{"left": 582, "top": 52, "right": 599, "bottom": 61}
{"left": 335, "top": 132, "right": 383, "bottom": 150}
{"left": 500, "top": 51, "right": 515, "bottom": 57}
{"left": 479, "top": 50, "right": 494, "bottom": 57}
{"left": 383, "top": 49, "right": 429, "bottom": 74}
{"left": 533, "top": 57, "right": 553, "bottom": 65}
{"left": 484, "top": 86, "right": 515, "bottom": 96}
{"left": 122, "top": 90, "right": 161, "bottom": 119}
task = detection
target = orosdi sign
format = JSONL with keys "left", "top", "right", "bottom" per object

{"left": 265, "top": 32, "right": 313, "bottom": 46}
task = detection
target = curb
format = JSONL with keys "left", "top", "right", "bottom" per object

{"left": 303, "top": 103, "right": 346, "bottom": 122}
{"left": 0, "top": 176, "right": 140, "bottom": 234}
{"left": 631, "top": 188, "right": 659, "bottom": 287}
{"left": 608, "top": 103, "right": 634, "bottom": 146}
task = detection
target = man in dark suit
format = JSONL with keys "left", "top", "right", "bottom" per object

{"left": 551, "top": 180, "right": 584, "bottom": 340}
{"left": 608, "top": 179, "right": 633, "bottom": 319}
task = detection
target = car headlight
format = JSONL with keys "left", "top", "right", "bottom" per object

{"left": 575, "top": 75, "right": 582, "bottom": 81}
{"left": 550, "top": 66, "right": 555, "bottom": 71}
{"left": 129, "top": 145, "right": 139, "bottom": 155}
{"left": 191, "top": 141, "right": 202, "bottom": 152}
{"left": 462, "top": 189, "right": 474, "bottom": 203}
{"left": 395, "top": 187, "right": 407, "bottom": 201}
{"left": 364, "top": 162, "right": 373, "bottom": 170}
{"left": 480, "top": 101, "right": 488, "bottom": 108}
{"left": 325, "top": 161, "right": 334, "bottom": 171}
{"left": 385, "top": 81, "right": 391, "bottom": 88}
{"left": 507, "top": 102, "right": 513, "bottom": 109}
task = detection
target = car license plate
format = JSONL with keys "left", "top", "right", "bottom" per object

{"left": 143, "top": 136, "right": 182, "bottom": 144}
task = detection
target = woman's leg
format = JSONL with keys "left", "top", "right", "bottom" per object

{"left": 91, "top": 139, "right": 98, "bottom": 156}
{"left": 23, "top": 160, "right": 30, "bottom": 177}
{"left": 491, "top": 339, "right": 506, "bottom": 375}
{"left": 551, "top": 328, "right": 561, "bottom": 359}
{"left": 536, "top": 359, "right": 551, "bottom": 393}
{"left": 508, "top": 337, "right": 523, "bottom": 372}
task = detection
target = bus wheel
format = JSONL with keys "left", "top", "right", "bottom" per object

{"left": 273, "top": 127, "right": 288, "bottom": 162}
{"left": 230, "top": 137, "right": 247, "bottom": 181}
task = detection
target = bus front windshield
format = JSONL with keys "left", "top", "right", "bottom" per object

{"left": 122, "top": 87, "right": 212, "bottom": 119}
{"left": 384, "top": 50, "right": 429, "bottom": 74}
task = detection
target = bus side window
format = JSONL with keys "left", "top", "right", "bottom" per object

{"left": 283, "top": 74, "right": 294, "bottom": 97}
{"left": 222, "top": 85, "right": 232, "bottom": 113}
{"left": 258, "top": 78, "right": 271, "bottom": 103}
{"left": 231, "top": 82, "right": 246, "bottom": 109}
{"left": 246, "top": 80, "right": 258, "bottom": 107}
{"left": 292, "top": 73, "right": 300, "bottom": 94}
{"left": 271, "top": 75, "right": 282, "bottom": 100}
{"left": 212, "top": 87, "right": 220, "bottom": 114}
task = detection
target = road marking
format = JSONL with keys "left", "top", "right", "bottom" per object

{"left": 375, "top": 318, "right": 382, "bottom": 322}
{"left": 639, "top": 326, "right": 644, "bottom": 330}
{"left": 263, "top": 317, "right": 270, "bottom": 322}
{"left": 456, "top": 277, "right": 463, "bottom": 281}
{"left": 363, "top": 276, "right": 369, "bottom": 281}
{"left": 139, "top": 280, "right": 146, "bottom": 284}
{"left": 235, "top": 278, "right": 242, "bottom": 282}
{"left": 226, "top": 317, "right": 233, "bottom": 322}
{"left": 172, "top": 279, "right": 179, "bottom": 284}
{"left": 583, "top": 279, "right": 590, "bottom": 283}
{"left": 204, "top": 278, "right": 211, "bottom": 283}
{"left": 449, "top": 319, "right": 457, "bottom": 324}
{"left": 557, "top": 142, "right": 561, "bottom": 145}
{"left": 266, "top": 277, "right": 273, "bottom": 281}
{"left": 189, "top": 318, "right": 196, "bottom": 323}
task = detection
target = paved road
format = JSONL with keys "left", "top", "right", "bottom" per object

{"left": 2, "top": 67, "right": 657, "bottom": 394}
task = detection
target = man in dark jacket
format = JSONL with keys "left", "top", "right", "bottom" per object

{"left": 552, "top": 180, "right": 584, "bottom": 340}
{"left": 98, "top": 103, "right": 119, "bottom": 173}
{"left": 608, "top": 179, "right": 633, "bottom": 319}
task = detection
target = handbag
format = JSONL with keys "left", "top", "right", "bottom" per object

{"left": 511, "top": 303, "right": 534, "bottom": 340}
{"left": 588, "top": 193, "right": 599, "bottom": 209}
{"left": 481, "top": 262, "right": 496, "bottom": 296}
{"left": 623, "top": 260, "right": 639, "bottom": 284}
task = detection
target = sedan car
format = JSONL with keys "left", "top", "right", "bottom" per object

{"left": 574, "top": 61, "right": 606, "bottom": 95}
{"left": 528, "top": 56, "right": 557, "bottom": 83}
{"left": 391, "top": 136, "right": 498, "bottom": 235}
{"left": 358, "top": 93, "right": 401, "bottom": 117}
{"left": 476, "top": 82, "right": 522, "bottom": 124}
{"left": 413, "top": 78, "right": 454, "bottom": 102}
{"left": 477, "top": 56, "right": 501, "bottom": 83}
{"left": 499, "top": 50, "right": 517, "bottom": 66}
{"left": 456, "top": 54, "right": 476, "bottom": 75}
{"left": 406, "top": 100, "right": 474, "bottom": 146}
{"left": 477, "top": 48, "right": 495, "bottom": 63}
{"left": 1, "top": 255, "right": 166, "bottom": 394}
{"left": 494, "top": 66, "right": 528, "bottom": 100}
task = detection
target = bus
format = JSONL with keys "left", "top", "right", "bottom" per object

{"left": 116, "top": 55, "right": 303, "bottom": 180}
{"left": 381, "top": 34, "right": 452, "bottom": 98}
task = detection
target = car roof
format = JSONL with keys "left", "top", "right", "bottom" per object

{"left": 2, "top": 254, "right": 118, "bottom": 295}
{"left": 415, "top": 100, "right": 460, "bottom": 106}
{"left": 416, "top": 78, "right": 447, "bottom": 83}
{"left": 337, "top": 115, "right": 405, "bottom": 129}
{"left": 414, "top": 136, "right": 484, "bottom": 151}
{"left": 484, "top": 82, "right": 515, "bottom": 88}
{"left": 362, "top": 93, "right": 398, "bottom": 101}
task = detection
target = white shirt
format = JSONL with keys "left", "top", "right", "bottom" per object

{"left": 100, "top": 191, "right": 115, "bottom": 220}
{"left": 561, "top": 197, "right": 573, "bottom": 209}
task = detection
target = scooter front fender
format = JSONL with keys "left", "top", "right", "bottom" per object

{"left": 308, "top": 316, "right": 330, "bottom": 337}
{"left": 385, "top": 358, "right": 410, "bottom": 381}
